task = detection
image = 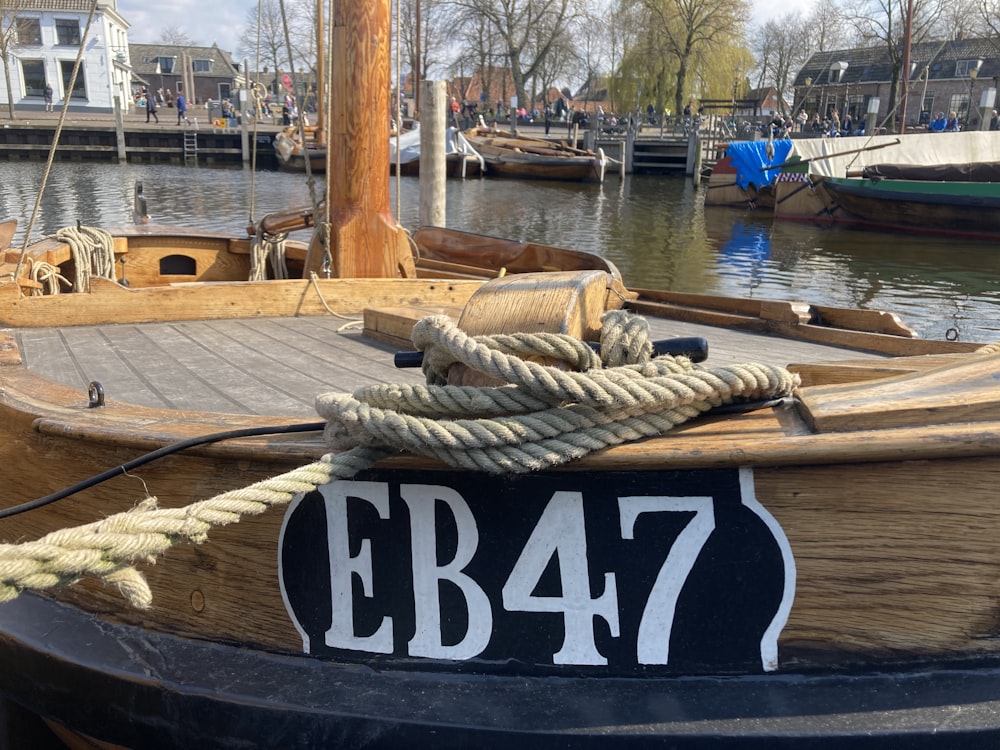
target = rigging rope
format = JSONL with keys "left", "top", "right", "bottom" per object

{"left": 12, "top": 0, "right": 103, "bottom": 291}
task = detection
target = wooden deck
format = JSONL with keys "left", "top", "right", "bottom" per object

{"left": 9, "top": 313, "right": 885, "bottom": 418}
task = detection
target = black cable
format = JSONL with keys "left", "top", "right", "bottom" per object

{"left": 0, "top": 397, "right": 790, "bottom": 522}
{"left": 0, "top": 421, "right": 325, "bottom": 520}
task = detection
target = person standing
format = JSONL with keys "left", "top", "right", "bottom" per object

{"left": 144, "top": 88, "right": 159, "bottom": 123}
{"left": 43, "top": 83, "right": 53, "bottom": 112}
{"left": 990, "top": 110, "right": 999, "bottom": 131}
{"left": 176, "top": 93, "right": 190, "bottom": 125}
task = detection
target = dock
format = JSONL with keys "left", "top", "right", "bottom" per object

{"left": 0, "top": 109, "right": 282, "bottom": 167}
{"left": 524, "top": 119, "right": 726, "bottom": 177}
{"left": 2, "top": 110, "right": 726, "bottom": 175}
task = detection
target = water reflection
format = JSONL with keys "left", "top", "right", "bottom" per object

{"left": 2, "top": 162, "right": 997, "bottom": 342}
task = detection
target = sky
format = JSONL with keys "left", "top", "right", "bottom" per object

{"left": 118, "top": 0, "right": 817, "bottom": 64}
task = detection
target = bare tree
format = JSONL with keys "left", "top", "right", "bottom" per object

{"left": 0, "top": 0, "right": 31, "bottom": 119}
{"left": 753, "top": 13, "right": 812, "bottom": 110}
{"left": 397, "top": 0, "right": 451, "bottom": 116}
{"left": 449, "top": 5, "right": 507, "bottom": 113}
{"left": 933, "top": 0, "right": 985, "bottom": 40}
{"left": 807, "top": 0, "right": 852, "bottom": 53}
{"left": 236, "top": 0, "right": 313, "bottom": 95}
{"left": 847, "top": 0, "right": 942, "bottom": 131}
{"left": 447, "top": 0, "right": 575, "bottom": 112}
{"left": 157, "top": 26, "right": 198, "bottom": 46}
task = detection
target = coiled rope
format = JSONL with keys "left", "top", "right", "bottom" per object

{"left": 53, "top": 225, "right": 116, "bottom": 292}
{"left": 0, "top": 310, "right": 800, "bottom": 607}
{"left": 27, "top": 258, "right": 70, "bottom": 296}
{"left": 317, "top": 312, "right": 800, "bottom": 473}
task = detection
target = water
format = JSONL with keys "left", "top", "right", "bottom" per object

{"left": 2, "top": 161, "right": 998, "bottom": 343}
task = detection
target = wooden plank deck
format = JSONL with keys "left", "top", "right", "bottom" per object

{"left": 9, "top": 314, "right": 886, "bottom": 418}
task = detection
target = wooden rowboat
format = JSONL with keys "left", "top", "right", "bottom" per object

{"left": 463, "top": 125, "right": 612, "bottom": 182}
{"left": 1, "top": 2, "right": 999, "bottom": 748}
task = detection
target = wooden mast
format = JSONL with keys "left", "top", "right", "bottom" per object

{"left": 322, "top": 0, "right": 413, "bottom": 278}
{"left": 898, "top": 0, "right": 914, "bottom": 133}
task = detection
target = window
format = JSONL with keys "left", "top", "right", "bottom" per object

{"left": 956, "top": 59, "right": 984, "bottom": 77}
{"left": 158, "top": 57, "right": 175, "bottom": 74}
{"left": 949, "top": 93, "right": 970, "bottom": 120}
{"left": 20, "top": 59, "right": 46, "bottom": 96}
{"left": 193, "top": 59, "right": 212, "bottom": 73}
{"left": 16, "top": 18, "right": 42, "bottom": 45}
{"left": 55, "top": 19, "right": 80, "bottom": 46}
{"left": 59, "top": 60, "right": 87, "bottom": 99}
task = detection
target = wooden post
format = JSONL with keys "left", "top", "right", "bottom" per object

{"left": 419, "top": 80, "right": 446, "bottom": 228}
{"left": 240, "top": 60, "right": 250, "bottom": 164}
{"left": 324, "top": 0, "right": 412, "bottom": 278}
{"left": 113, "top": 96, "right": 127, "bottom": 162}
{"left": 625, "top": 127, "right": 635, "bottom": 174}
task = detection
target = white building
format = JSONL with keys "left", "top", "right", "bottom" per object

{"left": 1, "top": 0, "right": 133, "bottom": 114}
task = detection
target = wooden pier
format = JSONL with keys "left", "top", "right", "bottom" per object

{"left": 0, "top": 110, "right": 281, "bottom": 167}
{"left": 581, "top": 121, "right": 726, "bottom": 177}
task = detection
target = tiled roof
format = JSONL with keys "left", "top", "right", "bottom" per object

{"left": 796, "top": 37, "right": 1000, "bottom": 85}
{"left": 18, "top": 0, "right": 101, "bottom": 10}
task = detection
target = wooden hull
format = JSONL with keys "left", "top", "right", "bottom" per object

{"left": 819, "top": 176, "right": 1000, "bottom": 238}
{"left": 464, "top": 128, "right": 607, "bottom": 183}
{"left": 2, "top": 339, "right": 1000, "bottom": 745}
{"left": 481, "top": 154, "right": 602, "bottom": 181}
{"left": 390, "top": 153, "right": 483, "bottom": 178}
{"left": 1, "top": 218, "right": 997, "bottom": 746}
{"left": 704, "top": 153, "right": 776, "bottom": 209}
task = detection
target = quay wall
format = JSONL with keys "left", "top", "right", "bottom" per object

{"left": 0, "top": 110, "right": 281, "bottom": 167}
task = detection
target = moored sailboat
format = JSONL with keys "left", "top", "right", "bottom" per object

{"left": 1, "top": 1, "right": 1000, "bottom": 748}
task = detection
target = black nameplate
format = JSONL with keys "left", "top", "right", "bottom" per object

{"left": 279, "top": 467, "right": 794, "bottom": 676}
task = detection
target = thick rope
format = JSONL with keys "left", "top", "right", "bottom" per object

{"left": 0, "top": 448, "right": 388, "bottom": 609}
{"left": 317, "top": 311, "right": 800, "bottom": 474}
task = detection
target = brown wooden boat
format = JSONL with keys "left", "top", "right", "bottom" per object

{"left": 273, "top": 127, "right": 327, "bottom": 172}
{"left": 463, "top": 124, "right": 612, "bottom": 182}
{"left": 1, "top": 2, "right": 999, "bottom": 748}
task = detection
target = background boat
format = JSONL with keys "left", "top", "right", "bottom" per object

{"left": 389, "top": 123, "right": 485, "bottom": 177}
{"left": 463, "top": 124, "right": 612, "bottom": 182}
{"left": 819, "top": 173, "right": 1000, "bottom": 238}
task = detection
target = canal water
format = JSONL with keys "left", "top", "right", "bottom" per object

{"left": 2, "top": 161, "right": 998, "bottom": 343}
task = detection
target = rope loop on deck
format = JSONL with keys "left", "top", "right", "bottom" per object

{"left": 316, "top": 310, "right": 799, "bottom": 475}
{"left": 53, "top": 225, "right": 115, "bottom": 292}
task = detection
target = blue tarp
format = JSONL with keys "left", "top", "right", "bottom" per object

{"left": 725, "top": 140, "right": 794, "bottom": 191}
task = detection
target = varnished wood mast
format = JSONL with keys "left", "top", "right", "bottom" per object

{"left": 324, "top": 0, "right": 412, "bottom": 279}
